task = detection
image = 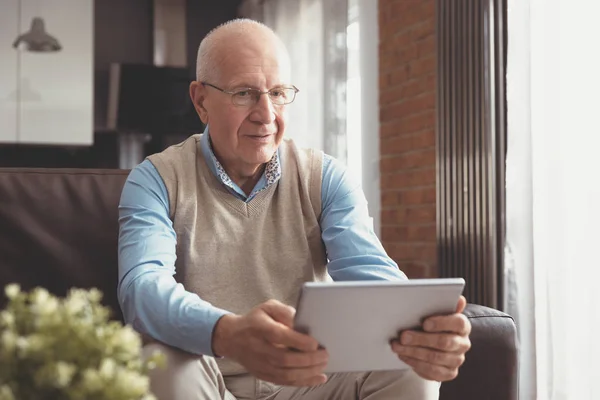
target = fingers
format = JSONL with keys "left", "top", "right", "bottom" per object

{"left": 391, "top": 342, "right": 465, "bottom": 369}
{"left": 252, "top": 341, "right": 328, "bottom": 386}
{"left": 262, "top": 299, "right": 296, "bottom": 328}
{"left": 422, "top": 312, "right": 471, "bottom": 336}
{"left": 259, "top": 300, "right": 321, "bottom": 352}
{"left": 398, "top": 331, "right": 471, "bottom": 353}
{"left": 231, "top": 301, "right": 329, "bottom": 387}
{"left": 397, "top": 355, "right": 459, "bottom": 382}
{"left": 265, "top": 345, "right": 329, "bottom": 369}
{"left": 456, "top": 295, "right": 467, "bottom": 313}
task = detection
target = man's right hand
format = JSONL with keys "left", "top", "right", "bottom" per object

{"left": 212, "top": 299, "right": 329, "bottom": 387}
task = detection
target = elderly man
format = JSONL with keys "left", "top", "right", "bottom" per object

{"left": 118, "top": 18, "right": 471, "bottom": 400}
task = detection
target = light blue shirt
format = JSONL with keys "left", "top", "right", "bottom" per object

{"left": 118, "top": 131, "right": 406, "bottom": 357}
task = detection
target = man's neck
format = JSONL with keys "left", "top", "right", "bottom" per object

{"left": 224, "top": 162, "right": 265, "bottom": 196}
{"left": 208, "top": 135, "right": 265, "bottom": 195}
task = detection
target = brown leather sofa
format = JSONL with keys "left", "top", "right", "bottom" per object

{"left": 0, "top": 168, "right": 518, "bottom": 399}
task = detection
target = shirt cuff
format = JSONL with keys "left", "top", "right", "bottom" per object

{"left": 196, "top": 307, "right": 233, "bottom": 357}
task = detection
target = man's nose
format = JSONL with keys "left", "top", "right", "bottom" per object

{"left": 250, "top": 93, "right": 276, "bottom": 124}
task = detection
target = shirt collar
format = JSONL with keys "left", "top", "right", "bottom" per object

{"left": 199, "top": 127, "right": 282, "bottom": 199}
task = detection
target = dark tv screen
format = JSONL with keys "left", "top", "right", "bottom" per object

{"left": 107, "top": 63, "right": 204, "bottom": 135}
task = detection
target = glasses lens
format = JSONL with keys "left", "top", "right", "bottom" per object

{"left": 269, "top": 88, "right": 297, "bottom": 105}
{"left": 232, "top": 90, "right": 258, "bottom": 106}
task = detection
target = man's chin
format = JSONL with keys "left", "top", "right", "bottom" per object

{"left": 243, "top": 147, "right": 277, "bottom": 166}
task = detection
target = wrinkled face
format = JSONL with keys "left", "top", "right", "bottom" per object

{"left": 191, "top": 35, "right": 291, "bottom": 171}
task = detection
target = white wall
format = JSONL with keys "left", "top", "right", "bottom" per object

{"left": 0, "top": 0, "right": 93, "bottom": 145}
{"left": 0, "top": 0, "right": 19, "bottom": 143}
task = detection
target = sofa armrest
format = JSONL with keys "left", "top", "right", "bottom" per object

{"left": 439, "top": 304, "right": 519, "bottom": 400}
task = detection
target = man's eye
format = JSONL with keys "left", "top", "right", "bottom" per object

{"left": 236, "top": 91, "right": 251, "bottom": 97}
{"left": 270, "top": 90, "right": 284, "bottom": 97}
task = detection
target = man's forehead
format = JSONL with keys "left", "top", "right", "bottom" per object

{"left": 220, "top": 56, "right": 291, "bottom": 88}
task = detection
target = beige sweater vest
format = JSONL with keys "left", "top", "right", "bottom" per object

{"left": 148, "top": 134, "right": 330, "bottom": 375}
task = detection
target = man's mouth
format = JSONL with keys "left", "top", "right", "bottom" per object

{"left": 247, "top": 134, "right": 273, "bottom": 143}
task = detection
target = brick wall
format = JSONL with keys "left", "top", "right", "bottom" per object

{"left": 378, "top": 0, "right": 437, "bottom": 278}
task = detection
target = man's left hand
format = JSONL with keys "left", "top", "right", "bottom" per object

{"left": 390, "top": 295, "right": 472, "bottom": 382}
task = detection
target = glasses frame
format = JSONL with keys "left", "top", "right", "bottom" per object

{"left": 201, "top": 82, "right": 299, "bottom": 107}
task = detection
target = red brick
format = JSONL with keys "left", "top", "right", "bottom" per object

{"left": 380, "top": 112, "right": 435, "bottom": 139}
{"left": 417, "top": 35, "right": 436, "bottom": 58}
{"left": 381, "top": 224, "right": 436, "bottom": 242}
{"left": 380, "top": 129, "right": 436, "bottom": 153}
{"left": 380, "top": 168, "right": 436, "bottom": 190}
{"left": 396, "top": 261, "right": 437, "bottom": 278}
{"left": 420, "top": 0, "right": 436, "bottom": 20}
{"left": 383, "top": 242, "right": 437, "bottom": 263}
{"left": 380, "top": 94, "right": 435, "bottom": 122}
{"left": 402, "top": 109, "right": 435, "bottom": 133}
{"left": 380, "top": 148, "right": 436, "bottom": 171}
{"left": 381, "top": 187, "right": 436, "bottom": 207}
{"left": 380, "top": 85, "right": 408, "bottom": 106}
{"left": 390, "top": 2, "right": 424, "bottom": 26}
{"left": 379, "top": 205, "right": 436, "bottom": 225}
{"left": 380, "top": 79, "right": 428, "bottom": 107}
{"left": 379, "top": 0, "right": 437, "bottom": 277}
{"left": 388, "top": 65, "right": 411, "bottom": 87}
{"left": 388, "top": 0, "right": 415, "bottom": 22}
{"left": 407, "top": 55, "right": 436, "bottom": 79}
{"left": 380, "top": 44, "right": 419, "bottom": 73}
{"left": 410, "top": 20, "right": 434, "bottom": 42}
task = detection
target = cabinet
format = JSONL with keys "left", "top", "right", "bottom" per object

{"left": 0, "top": 0, "right": 93, "bottom": 145}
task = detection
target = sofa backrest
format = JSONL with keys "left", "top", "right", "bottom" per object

{"left": 0, "top": 168, "right": 130, "bottom": 321}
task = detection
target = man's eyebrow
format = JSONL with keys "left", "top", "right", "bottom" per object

{"left": 228, "top": 82, "right": 259, "bottom": 90}
{"left": 228, "top": 82, "right": 289, "bottom": 90}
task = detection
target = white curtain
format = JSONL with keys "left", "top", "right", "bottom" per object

{"left": 505, "top": 0, "right": 600, "bottom": 399}
{"left": 238, "top": 0, "right": 348, "bottom": 163}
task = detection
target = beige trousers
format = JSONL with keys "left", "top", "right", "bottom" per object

{"left": 143, "top": 343, "right": 440, "bottom": 400}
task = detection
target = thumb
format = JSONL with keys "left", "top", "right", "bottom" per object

{"left": 260, "top": 299, "right": 296, "bottom": 328}
{"left": 456, "top": 295, "right": 467, "bottom": 313}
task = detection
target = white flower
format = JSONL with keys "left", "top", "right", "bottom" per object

{"left": 111, "top": 325, "right": 142, "bottom": 357}
{"left": 0, "top": 287, "right": 157, "bottom": 398}
{"left": 54, "top": 362, "right": 76, "bottom": 388}
{"left": 15, "top": 336, "right": 29, "bottom": 356}
{"left": 4, "top": 284, "right": 20, "bottom": 299}
{"left": 114, "top": 369, "right": 150, "bottom": 396}
{"left": 25, "top": 334, "right": 45, "bottom": 353}
{"left": 1, "top": 331, "right": 17, "bottom": 351}
{"left": 119, "top": 325, "right": 141, "bottom": 347}
{"left": 0, "top": 311, "right": 15, "bottom": 328}
{"left": 29, "top": 288, "right": 59, "bottom": 317}
{"left": 88, "top": 288, "right": 103, "bottom": 303}
{"left": 99, "top": 358, "right": 117, "bottom": 380}
{"left": 81, "top": 368, "right": 103, "bottom": 392}
{"left": 64, "top": 294, "right": 87, "bottom": 315}
{"left": 0, "top": 385, "right": 15, "bottom": 400}
{"left": 40, "top": 296, "right": 59, "bottom": 315}
{"left": 31, "top": 287, "right": 50, "bottom": 305}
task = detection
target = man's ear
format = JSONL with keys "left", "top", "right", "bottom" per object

{"left": 190, "top": 81, "right": 209, "bottom": 124}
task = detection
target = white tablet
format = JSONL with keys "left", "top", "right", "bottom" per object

{"left": 293, "top": 278, "right": 465, "bottom": 373}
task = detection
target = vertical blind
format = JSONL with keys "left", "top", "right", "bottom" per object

{"left": 436, "top": 0, "right": 506, "bottom": 309}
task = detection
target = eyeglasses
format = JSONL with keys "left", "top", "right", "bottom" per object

{"left": 201, "top": 82, "right": 299, "bottom": 107}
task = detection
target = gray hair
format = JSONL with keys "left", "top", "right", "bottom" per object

{"left": 195, "top": 18, "right": 288, "bottom": 83}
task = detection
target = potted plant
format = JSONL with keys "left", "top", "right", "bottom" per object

{"left": 0, "top": 284, "right": 163, "bottom": 400}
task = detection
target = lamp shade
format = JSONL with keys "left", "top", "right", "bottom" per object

{"left": 13, "top": 17, "right": 62, "bottom": 52}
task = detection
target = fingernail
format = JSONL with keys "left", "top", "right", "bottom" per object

{"left": 424, "top": 320, "right": 435, "bottom": 331}
{"left": 402, "top": 333, "right": 413, "bottom": 344}
{"left": 395, "top": 345, "right": 406, "bottom": 354}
